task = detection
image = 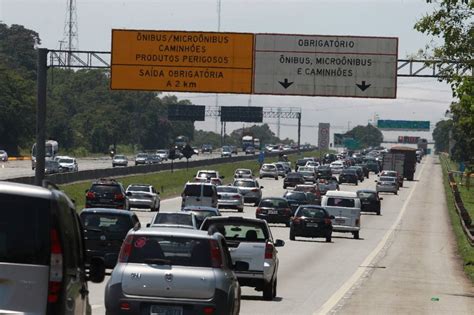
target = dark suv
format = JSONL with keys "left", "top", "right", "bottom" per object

{"left": 85, "top": 178, "right": 130, "bottom": 210}
{"left": 0, "top": 181, "right": 105, "bottom": 314}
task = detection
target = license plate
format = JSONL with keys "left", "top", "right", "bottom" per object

{"left": 150, "top": 305, "right": 183, "bottom": 315}
{"left": 99, "top": 198, "right": 109, "bottom": 203}
{"left": 268, "top": 210, "right": 278, "bottom": 214}
{"left": 362, "top": 201, "right": 370, "bottom": 204}
{"left": 335, "top": 218, "right": 345, "bottom": 224}
{"left": 306, "top": 223, "right": 318, "bottom": 227}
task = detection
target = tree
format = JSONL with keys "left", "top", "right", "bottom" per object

{"left": 344, "top": 124, "right": 383, "bottom": 148}
{"left": 415, "top": 0, "right": 473, "bottom": 164}
{"left": 432, "top": 119, "right": 453, "bottom": 153}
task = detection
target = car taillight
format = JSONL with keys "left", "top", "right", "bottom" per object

{"left": 265, "top": 242, "right": 274, "bottom": 259}
{"left": 210, "top": 240, "right": 223, "bottom": 268}
{"left": 118, "top": 235, "right": 134, "bottom": 263}
{"left": 120, "top": 302, "right": 131, "bottom": 310}
{"left": 232, "top": 195, "right": 241, "bottom": 199}
{"left": 203, "top": 306, "right": 215, "bottom": 314}
{"left": 293, "top": 217, "right": 301, "bottom": 224}
{"left": 251, "top": 188, "right": 259, "bottom": 192}
{"left": 48, "top": 229, "right": 63, "bottom": 303}
{"left": 285, "top": 208, "right": 292, "bottom": 214}
{"left": 356, "top": 218, "right": 360, "bottom": 226}
{"left": 115, "top": 194, "right": 125, "bottom": 200}
{"left": 324, "top": 218, "right": 332, "bottom": 225}
{"left": 256, "top": 207, "right": 262, "bottom": 214}
{"left": 86, "top": 191, "right": 95, "bottom": 199}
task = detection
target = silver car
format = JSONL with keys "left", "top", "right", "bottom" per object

{"left": 104, "top": 227, "right": 245, "bottom": 315}
{"left": 112, "top": 154, "right": 128, "bottom": 167}
{"left": 232, "top": 178, "right": 263, "bottom": 206}
{"left": 0, "top": 149, "right": 8, "bottom": 161}
{"left": 156, "top": 149, "right": 169, "bottom": 161}
{"left": 259, "top": 163, "right": 278, "bottom": 180}
{"left": 126, "top": 184, "right": 160, "bottom": 211}
{"left": 57, "top": 156, "right": 78, "bottom": 172}
{"left": 376, "top": 176, "right": 399, "bottom": 194}
{"left": 217, "top": 185, "right": 244, "bottom": 212}
{"left": 234, "top": 168, "right": 253, "bottom": 179}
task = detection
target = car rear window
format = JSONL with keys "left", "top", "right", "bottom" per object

{"left": 81, "top": 213, "right": 132, "bottom": 232}
{"left": 91, "top": 184, "right": 122, "bottom": 194}
{"left": 128, "top": 236, "right": 212, "bottom": 267}
{"left": 0, "top": 194, "right": 50, "bottom": 265}
{"left": 197, "top": 172, "right": 217, "bottom": 178}
{"left": 380, "top": 177, "right": 396, "bottom": 182}
{"left": 296, "top": 207, "right": 326, "bottom": 218}
{"left": 183, "top": 184, "right": 201, "bottom": 196}
{"left": 127, "top": 186, "right": 150, "bottom": 192}
{"left": 153, "top": 213, "right": 193, "bottom": 226}
{"left": 262, "top": 165, "right": 275, "bottom": 170}
{"left": 235, "top": 170, "right": 250, "bottom": 175}
{"left": 202, "top": 185, "right": 215, "bottom": 197}
{"left": 284, "top": 192, "right": 307, "bottom": 201}
{"left": 287, "top": 173, "right": 303, "bottom": 178}
{"left": 259, "top": 199, "right": 289, "bottom": 208}
{"left": 326, "top": 197, "right": 355, "bottom": 208}
{"left": 206, "top": 222, "right": 268, "bottom": 242}
{"left": 217, "top": 186, "right": 239, "bottom": 193}
{"left": 233, "top": 180, "right": 256, "bottom": 187}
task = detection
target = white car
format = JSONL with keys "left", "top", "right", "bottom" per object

{"left": 0, "top": 150, "right": 8, "bottom": 161}
{"left": 305, "top": 161, "right": 320, "bottom": 168}
{"left": 57, "top": 156, "right": 78, "bottom": 172}
{"left": 126, "top": 184, "right": 161, "bottom": 211}
{"left": 234, "top": 168, "right": 253, "bottom": 179}
{"left": 259, "top": 164, "right": 278, "bottom": 180}
{"left": 329, "top": 161, "right": 344, "bottom": 174}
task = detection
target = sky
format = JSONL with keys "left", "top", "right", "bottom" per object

{"left": 0, "top": 0, "right": 454, "bottom": 144}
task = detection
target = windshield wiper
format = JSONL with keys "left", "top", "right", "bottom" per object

{"left": 85, "top": 227, "right": 103, "bottom": 233}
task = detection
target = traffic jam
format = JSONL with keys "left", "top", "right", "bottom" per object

{"left": 74, "top": 145, "right": 422, "bottom": 314}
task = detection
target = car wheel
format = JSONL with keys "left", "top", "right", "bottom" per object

{"left": 272, "top": 278, "right": 277, "bottom": 298}
{"left": 112, "top": 164, "right": 116, "bottom": 168}
{"left": 238, "top": 207, "right": 243, "bottom": 213}
{"left": 326, "top": 233, "right": 332, "bottom": 243}
{"left": 274, "top": 176, "right": 278, "bottom": 180}
{"left": 353, "top": 231, "right": 360, "bottom": 239}
{"left": 376, "top": 209, "right": 381, "bottom": 215}
{"left": 283, "top": 185, "right": 287, "bottom": 189}
{"left": 289, "top": 231, "right": 295, "bottom": 241}
{"left": 355, "top": 181, "right": 358, "bottom": 186}
{"left": 285, "top": 221, "right": 291, "bottom": 227}
{"left": 259, "top": 176, "right": 262, "bottom": 179}
{"left": 394, "top": 191, "right": 398, "bottom": 195}
{"left": 263, "top": 279, "right": 274, "bottom": 300}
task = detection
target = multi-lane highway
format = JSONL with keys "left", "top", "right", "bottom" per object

{"left": 87, "top": 155, "right": 474, "bottom": 314}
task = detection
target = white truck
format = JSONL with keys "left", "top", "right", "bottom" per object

{"left": 321, "top": 191, "right": 361, "bottom": 239}
{"left": 382, "top": 153, "right": 405, "bottom": 187}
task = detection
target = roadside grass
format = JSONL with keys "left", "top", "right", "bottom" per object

{"left": 439, "top": 154, "right": 474, "bottom": 282}
{"left": 61, "top": 150, "right": 321, "bottom": 211}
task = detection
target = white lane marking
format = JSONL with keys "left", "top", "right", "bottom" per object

{"left": 314, "top": 159, "right": 428, "bottom": 315}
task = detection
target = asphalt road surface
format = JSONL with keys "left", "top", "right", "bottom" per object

{"left": 0, "top": 152, "right": 240, "bottom": 180}
{"left": 86, "top": 155, "right": 473, "bottom": 314}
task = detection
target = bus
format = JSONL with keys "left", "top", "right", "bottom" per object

{"left": 31, "top": 140, "right": 59, "bottom": 170}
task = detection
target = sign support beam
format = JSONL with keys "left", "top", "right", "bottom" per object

{"left": 34, "top": 48, "right": 48, "bottom": 186}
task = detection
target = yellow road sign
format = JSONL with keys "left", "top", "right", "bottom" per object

{"left": 111, "top": 30, "right": 254, "bottom": 93}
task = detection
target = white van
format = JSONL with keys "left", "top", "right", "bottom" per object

{"left": 181, "top": 182, "right": 218, "bottom": 209}
{"left": 321, "top": 191, "right": 361, "bottom": 239}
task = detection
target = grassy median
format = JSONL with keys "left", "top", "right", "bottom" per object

{"left": 439, "top": 154, "right": 474, "bottom": 282}
{"left": 61, "top": 150, "right": 322, "bottom": 211}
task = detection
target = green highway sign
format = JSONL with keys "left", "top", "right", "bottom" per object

{"left": 377, "top": 120, "right": 430, "bottom": 131}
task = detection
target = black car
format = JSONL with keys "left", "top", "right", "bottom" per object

{"left": 366, "top": 160, "right": 380, "bottom": 174}
{"left": 289, "top": 205, "right": 334, "bottom": 242}
{"left": 80, "top": 208, "right": 140, "bottom": 268}
{"left": 339, "top": 169, "right": 359, "bottom": 185}
{"left": 256, "top": 197, "right": 292, "bottom": 226}
{"left": 349, "top": 166, "right": 365, "bottom": 182}
{"left": 316, "top": 166, "right": 332, "bottom": 180}
{"left": 283, "top": 172, "right": 305, "bottom": 188}
{"left": 201, "top": 144, "right": 213, "bottom": 153}
{"left": 357, "top": 190, "right": 382, "bottom": 215}
{"left": 85, "top": 178, "right": 130, "bottom": 209}
{"left": 283, "top": 190, "right": 310, "bottom": 214}
{"left": 245, "top": 146, "right": 256, "bottom": 155}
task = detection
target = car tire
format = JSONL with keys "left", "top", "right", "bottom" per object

{"left": 355, "top": 181, "right": 358, "bottom": 186}
{"left": 283, "top": 185, "right": 287, "bottom": 189}
{"left": 285, "top": 221, "right": 291, "bottom": 227}
{"left": 274, "top": 176, "right": 278, "bottom": 180}
{"left": 353, "top": 231, "right": 360, "bottom": 239}
{"left": 273, "top": 278, "right": 277, "bottom": 298}
{"left": 259, "top": 176, "right": 263, "bottom": 179}
{"left": 263, "top": 279, "right": 274, "bottom": 301}
{"left": 394, "top": 191, "right": 398, "bottom": 195}
{"left": 289, "top": 231, "right": 295, "bottom": 241}
{"left": 112, "top": 164, "right": 116, "bottom": 168}
{"left": 238, "top": 207, "right": 243, "bottom": 213}
{"left": 326, "top": 234, "right": 332, "bottom": 243}
{"left": 376, "top": 209, "right": 381, "bottom": 215}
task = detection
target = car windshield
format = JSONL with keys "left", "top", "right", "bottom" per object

{"left": 137, "top": 153, "right": 148, "bottom": 158}
{"left": 284, "top": 192, "right": 307, "bottom": 201}
{"left": 222, "top": 146, "right": 231, "bottom": 151}
{"left": 382, "top": 172, "right": 397, "bottom": 177}
{"left": 298, "top": 167, "right": 312, "bottom": 172}
{"left": 153, "top": 213, "right": 193, "bottom": 226}
{"left": 217, "top": 186, "right": 239, "bottom": 193}
{"left": 183, "top": 185, "right": 201, "bottom": 197}
{"left": 127, "top": 186, "right": 150, "bottom": 192}
{"left": 156, "top": 150, "right": 167, "bottom": 154}
{"left": 296, "top": 207, "right": 326, "bottom": 218}
{"left": 0, "top": 194, "right": 50, "bottom": 265}
{"left": 115, "top": 155, "right": 126, "bottom": 159}
{"left": 358, "top": 192, "right": 377, "bottom": 199}
{"left": 342, "top": 170, "right": 356, "bottom": 174}
{"left": 295, "top": 186, "right": 314, "bottom": 192}
{"left": 259, "top": 199, "right": 289, "bottom": 208}
{"left": 287, "top": 173, "right": 303, "bottom": 178}
{"left": 127, "top": 236, "right": 212, "bottom": 267}
{"left": 275, "top": 164, "right": 283, "bottom": 170}
{"left": 206, "top": 221, "right": 268, "bottom": 242}
{"left": 81, "top": 213, "right": 132, "bottom": 233}
{"left": 58, "top": 158, "right": 74, "bottom": 164}
{"left": 233, "top": 180, "right": 256, "bottom": 188}
{"left": 91, "top": 184, "right": 122, "bottom": 194}
{"left": 262, "top": 165, "right": 275, "bottom": 170}
{"left": 380, "top": 177, "right": 396, "bottom": 182}
{"left": 326, "top": 197, "right": 356, "bottom": 207}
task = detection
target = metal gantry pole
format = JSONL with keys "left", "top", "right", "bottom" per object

{"left": 297, "top": 112, "right": 301, "bottom": 154}
{"left": 34, "top": 48, "right": 48, "bottom": 186}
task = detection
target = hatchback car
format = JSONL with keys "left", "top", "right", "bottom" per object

{"left": 297, "top": 166, "right": 316, "bottom": 183}
{"left": 283, "top": 190, "right": 311, "bottom": 214}
{"left": 274, "top": 162, "right": 288, "bottom": 177}
{"left": 376, "top": 176, "right": 399, "bottom": 194}
{"left": 112, "top": 155, "right": 128, "bottom": 167}
{"left": 259, "top": 163, "right": 279, "bottom": 180}
{"left": 155, "top": 149, "right": 169, "bottom": 160}
{"left": 44, "top": 159, "right": 61, "bottom": 174}
{"left": 221, "top": 146, "right": 232, "bottom": 157}
{"left": 80, "top": 208, "right": 140, "bottom": 268}
{"left": 357, "top": 190, "right": 383, "bottom": 215}
{"left": 289, "top": 205, "right": 334, "bottom": 242}
{"left": 245, "top": 146, "right": 256, "bottom": 155}
{"left": 256, "top": 197, "right": 292, "bottom": 226}
{"left": 85, "top": 178, "right": 130, "bottom": 210}
{"left": 134, "top": 153, "right": 149, "bottom": 165}
{"left": 126, "top": 184, "right": 160, "bottom": 211}
{"left": 329, "top": 161, "right": 344, "bottom": 174}
{"left": 217, "top": 185, "right": 244, "bottom": 212}
{"left": 339, "top": 169, "right": 359, "bottom": 185}
{"left": 232, "top": 179, "right": 263, "bottom": 206}
{"left": 182, "top": 205, "right": 221, "bottom": 227}
{"left": 149, "top": 212, "right": 198, "bottom": 229}
{"left": 234, "top": 168, "right": 253, "bottom": 179}
{"left": 349, "top": 166, "right": 365, "bottom": 182}
{"left": 283, "top": 172, "right": 305, "bottom": 189}
{"left": 0, "top": 181, "right": 105, "bottom": 314}
{"left": 105, "top": 227, "right": 245, "bottom": 314}
{"left": 57, "top": 156, "right": 78, "bottom": 172}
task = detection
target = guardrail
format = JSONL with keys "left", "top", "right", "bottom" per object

{"left": 442, "top": 154, "right": 474, "bottom": 246}
{"left": 6, "top": 150, "right": 308, "bottom": 186}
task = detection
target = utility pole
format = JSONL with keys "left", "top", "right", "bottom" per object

{"left": 34, "top": 49, "right": 48, "bottom": 186}
{"left": 63, "top": 0, "right": 78, "bottom": 66}
{"left": 214, "top": 0, "right": 222, "bottom": 133}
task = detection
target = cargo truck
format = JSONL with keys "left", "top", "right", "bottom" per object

{"left": 386, "top": 146, "right": 417, "bottom": 181}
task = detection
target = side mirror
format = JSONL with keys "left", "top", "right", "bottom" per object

{"left": 329, "top": 215, "right": 335, "bottom": 219}
{"left": 374, "top": 180, "right": 378, "bottom": 182}
{"left": 87, "top": 256, "right": 105, "bottom": 283}
{"left": 146, "top": 223, "right": 151, "bottom": 228}
{"left": 274, "top": 239, "right": 285, "bottom": 247}
{"left": 233, "top": 261, "right": 249, "bottom": 272}
{"left": 379, "top": 197, "right": 383, "bottom": 201}
{"left": 260, "top": 186, "right": 264, "bottom": 189}
{"left": 126, "top": 192, "right": 132, "bottom": 196}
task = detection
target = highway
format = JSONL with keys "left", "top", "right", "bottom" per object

{"left": 0, "top": 152, "right": 237, "bottom": 181}
{"left": 87, "top": 155, "right": 473, "bottom": 314}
